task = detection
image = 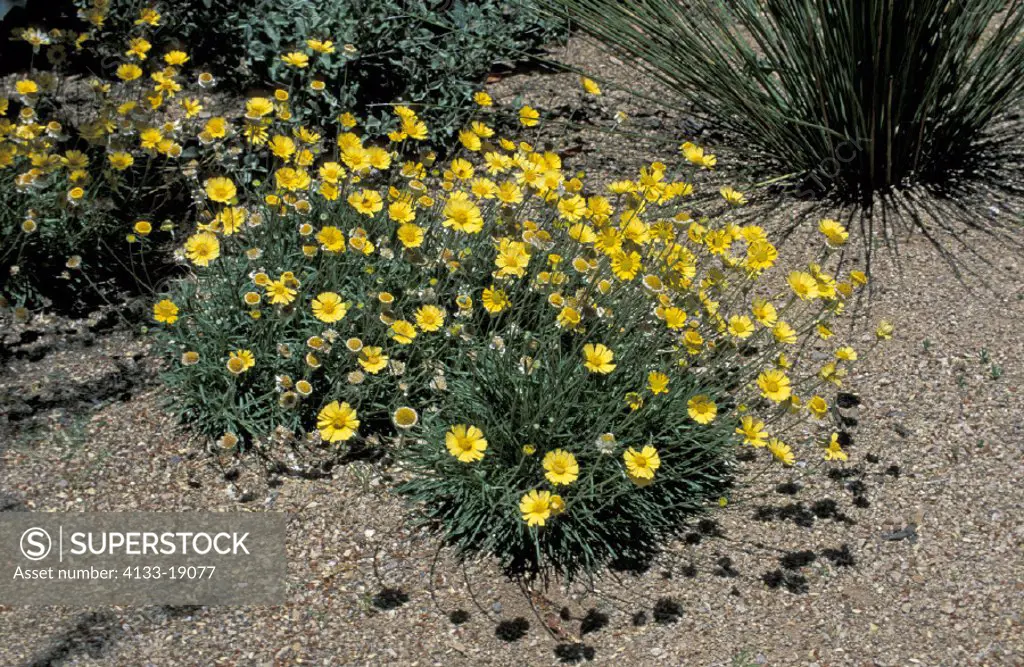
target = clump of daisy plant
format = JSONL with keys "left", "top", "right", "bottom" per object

{"left": 138, "top": 43, "right": 889, "bottom": 580}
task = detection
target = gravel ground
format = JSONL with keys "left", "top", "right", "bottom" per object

{"left": 1, "top": 37, "right": 1023, "bottom": 667}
